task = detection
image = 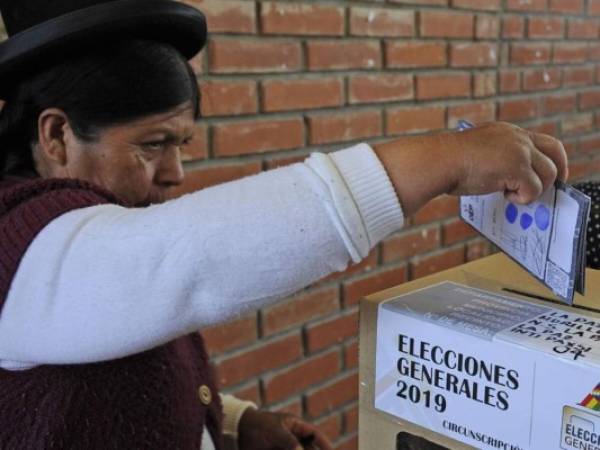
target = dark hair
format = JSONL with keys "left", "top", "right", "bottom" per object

{"left": 0, "top": 39, "right": 200, "bottom": 177}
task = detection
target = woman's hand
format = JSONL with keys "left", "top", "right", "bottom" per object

{"left": 373, "top": 121, "right": 568, "bottom": 217}
{"left": 238, "top": 408, "right": 333, "bottom": 450}
{"left": 449, "top": 122, "right": 568, "bottom": 202}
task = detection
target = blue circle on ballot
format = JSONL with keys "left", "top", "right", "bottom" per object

{"left": 505, "top": 203, "right": 518, "bottom": 224}
{"left": 520, "top": 213, "right": 533, "bottom": 230}
{"left": 535, "top": 204, "right": 550, "bottom": 231}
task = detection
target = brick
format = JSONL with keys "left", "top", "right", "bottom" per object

{"left": 553, "top": 43, "right": 588, "bottom": 64}
{"left": 416, "top": 73, "right": 470, "bottom": 100}
{"left": 474, "top": 72, "right": 497, "bottom": 98}
{"left": 200, "top": 80, "right": 257, "bottom": 117}
{"left": 511, "top": 43, "right": 551, "bottom": 65}
{"left": 550, "top": 0, "right": 583, "bottom": 13}
{"left": 306, "top": 372, "right": 359, "bottom": 418}
{"left": 216, "top": 333, "right": 303, "bottom": 387}
{"left": 262, "top": 286, "right": 339, "bottom": 337}
{"left": 523, "top": 68, "right": 561, "bottom": 91}
{"left": 561, "top": 139, "right": 577, "bottom": 155}
{"left": 453, "top": 0, "right": 501, "bottom": 10}
{"left": 499, "top": 98, "right": 539, "bottom": 121}
{"left": 344, "top": 340, "right": 359, "bottom": 369}
{"left": 229, "top": 382, "right": 261, "bottom": 406}
{"left": 451, "top": 43, "right": 498, "bottom": 67}
{"left": 528, "top": 17, "right": 564, "bottom": 39}
{"left": 264, "top": 154, "right": 307, "bottom": 170}
{"left": 209, "top": 39, "right": 301, "bottom": 74}
{"left": 263, "top": 350, "right": 340, "bottom": 404}
{"left": 543, "top": 94, "right": 576, "bottom": 114}
{"left": 342, "top": 266, "right": 407, "bottom": 306}
{"left": 390, "top": 0, "right": 447, "bottom": 4}
{"left": 502, "top": 16, "right": 525, "bottom": 39}
{"left": 420, "top": 11, "right": 474, "bottom": 38}
{"left": 443, "top": 219, "right": 478, "bottom": 245}
{"left": 315, "top": 414, "right": 343, "bottom": 443}
{"left": 169, "top": 161, "right": 262, "bottom": 197}
{"left": 272, "top": 399, "right": 303, "bottom": 416}
{"left": 562, "top": 113, "right": 594, "bottom": 135}
{"left": 308, "top": 110, "right": 382, "bottom": 145}
{"left": 579, "top": 135, "right": 600, "bottom": 154}
{"left": 476, "top": 14, "right": 501, "bottom": 39}
{"left": 386, "top": 41, "right": 447, "bottom": 68}
{"left": 448, "top": 102, "right": 496, "bottom": 128}
{"left": 261, "top": 2, "right": 344, "bottom": 36}
{"left": 340, "top": 407, "right": 357, "bottom": 438}
{"left": 499, "top": 70, "right": 520, "bottom": 93}
{"left": 386, "top": 105, "right": 446, "bottom": 135}
{"left": 591, "top": 0, "right": 600, "bottom": 14}
{"left": 579, "top": 90, "right": 600, "bottom": 109}
{"left": 185, "top": 0, "right": 256, "bottom": 34}
{"left": 261, "top": 78, "right": 343, "bottom": 112}
{"left": 382, "top": 226, "right": 441, "bottom": 263}
{"left": 306, "top": 311, "right": 359, "bottom": 353}
{"left": 202, "top": 314, "right": 257, "bottom": 357}
{"left": 350, "top": 7, "right": 415, "bottom": 37}
{"left": 349, "top": 74, "right": 413, "bottom": 104}
{"left": 213, "top": 118, "right": 304, "bottom": 156}
{"left": 307, "top": 40, "right": 382, "bottom": 71}
{"left": 527, "top": 121, "right": 559, "bottom": 136}
{"left": 568, "top": 19, "right": 599, "bottom": 39}
{"left": 467, "top": 240, "right": 493, "bottom": 261}
{"left": 413, "top": 196, "right": 459, "bottom": 225}
{"left": 180, "top": 122, "right": 208, "bottom": 162}
{"left": 336, "top": 435, "right": 359, "bottom": 450}
{"left": 590, "top": 43, "right": 600, "bottom": 60}
{"left": 568, "top": 159, "right": 595, "bottom": 181}
{"left": 507, "top": 0, "right": 547, "bottom": 11}
{"left": 411, "top": 247, "right": 465, "bottom": 279}
{"left": 564, "top": 67, "right": 594, "bottom": 87}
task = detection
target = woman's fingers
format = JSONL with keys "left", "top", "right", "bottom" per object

{"left": 529, "top": 132, "right": 568, "bottom": 182}
{"left": 505, "top": 132, "right": 564, "bottom": 204}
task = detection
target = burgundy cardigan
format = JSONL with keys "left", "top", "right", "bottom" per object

{"left": 0, "top": 178, "right": 223, "bottom": 450}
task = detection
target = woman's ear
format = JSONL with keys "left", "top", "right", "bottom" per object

{"left": 37, "top": 108, "right": 71, "bottom": 167}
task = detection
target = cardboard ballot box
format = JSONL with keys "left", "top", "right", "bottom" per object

{"left": 359, "top": 253, "right": 600, "bottom": 450}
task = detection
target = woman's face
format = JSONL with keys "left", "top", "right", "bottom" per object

{"left": 51, "top": 102, "right": 195, "bottom": 206}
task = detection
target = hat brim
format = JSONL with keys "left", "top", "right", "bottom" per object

{"left": 0, "top": 0, "right": 207, "bottom": 95}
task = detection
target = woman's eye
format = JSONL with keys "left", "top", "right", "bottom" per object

{"left": 142, "top": 142, "right": 165, "bottom": 152}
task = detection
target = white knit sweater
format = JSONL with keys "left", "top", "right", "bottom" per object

{"left": 0, "top": 143, "right": 405, "bottom": 447}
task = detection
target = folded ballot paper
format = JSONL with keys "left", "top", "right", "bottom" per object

{"left": 456, "top": 120, "right": 591, "bottom": 304}
{"left": 460, "top": 184, "right": 590, "bottom": 304}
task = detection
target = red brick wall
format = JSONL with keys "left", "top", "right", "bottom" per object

{"left": 176, "top": 1, "right": 600, "bottom": 448}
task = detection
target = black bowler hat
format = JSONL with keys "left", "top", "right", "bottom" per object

{"left": 0, "top": 0, "right": 207, "bottom": 91}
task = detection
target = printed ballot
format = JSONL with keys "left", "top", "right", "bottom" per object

{"left": 456, "top": 120, "right": 591, "bottom": 304}
{"left": 460, "top": 183, "right": 590, "bottom": 304}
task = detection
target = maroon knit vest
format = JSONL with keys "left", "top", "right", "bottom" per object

{"left": 0, "top": 178, "right": 224, "bottom": 450}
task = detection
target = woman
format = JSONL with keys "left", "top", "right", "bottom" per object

{"left": 0, "top": 1, "right": 568, "bottom": 449}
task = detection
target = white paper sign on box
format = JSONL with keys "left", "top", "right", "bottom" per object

{"left": 375, "top": 282, "right": 600, "bottom": 450}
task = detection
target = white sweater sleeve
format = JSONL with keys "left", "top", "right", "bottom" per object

{"left": 0, "top": 144, "right": 403, "bottom": 369}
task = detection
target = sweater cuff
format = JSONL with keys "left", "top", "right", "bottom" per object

{"left": 330, "top": 143, "right": 404, "bottom": 250}
{"left": 220, "top": 394, "right": 257, "bottom": 438}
